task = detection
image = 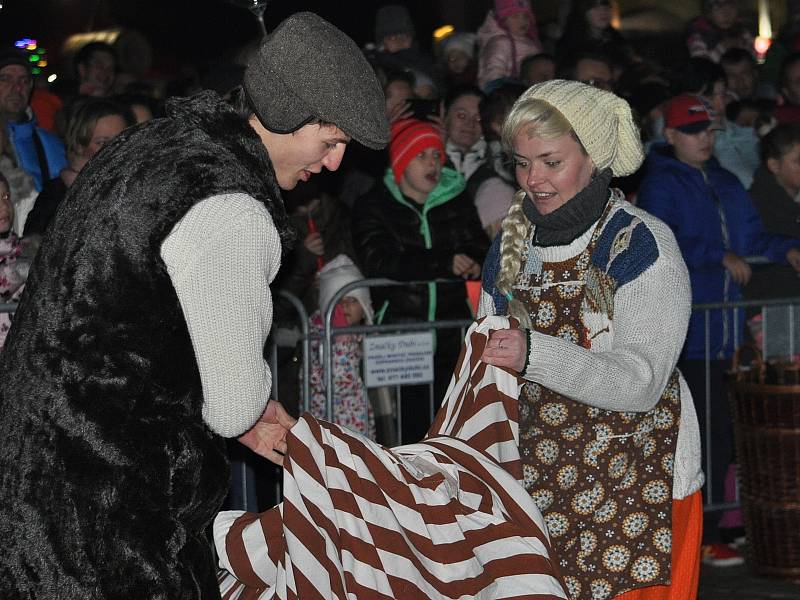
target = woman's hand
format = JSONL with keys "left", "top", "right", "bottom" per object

{"left": 481, "top": 328, "right": 527, "bottom": 373}
{"left": 237, "top": 400, "right": 298, "bottom": 466}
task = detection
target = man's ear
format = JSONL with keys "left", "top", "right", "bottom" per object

{"left": 766, "top": 156, "right": 780, "bottom": 175}
{"left": 663, "top": 128, "right": 676, "bottom": 146}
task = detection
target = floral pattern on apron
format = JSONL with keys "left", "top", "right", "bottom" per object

{"left": 514, "top": 202, "right": 681, "bottom": 600}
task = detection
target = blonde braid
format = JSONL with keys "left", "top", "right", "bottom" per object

{"left": 495, "top": 188, "right": 532, "bottom": 329}
{"left": 494, "top": 94, "right": 576, "bottom": 330}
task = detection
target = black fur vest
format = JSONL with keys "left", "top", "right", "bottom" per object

{"left": 0, "top": 91, "right": 290, "bottom": 599}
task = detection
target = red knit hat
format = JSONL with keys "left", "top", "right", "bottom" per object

{"left": 389, "top": 119, "right": 446, "bottom": 183}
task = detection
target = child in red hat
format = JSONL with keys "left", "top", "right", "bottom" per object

{"left": 352, "top": 118, "right": 489, "bottom": 442}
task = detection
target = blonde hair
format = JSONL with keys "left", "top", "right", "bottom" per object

{"left": 501, "top": 97, "right": 574, "bottom": 156}
{"left": 495, "top": 97, "right": 575, "bottom": 327}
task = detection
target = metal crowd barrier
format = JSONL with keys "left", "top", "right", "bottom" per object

{"left": 6, "top": 286, "right": 800, "bottom": 516}
{"left": 229, "top": 290, "right": 310, "bottom": 511}
{"left": 693, "top": 295, "right": 800, "bottom": 513}
{"left": 320, "top": 277, "right": 473, "bottom": 445}
{"left": 274, "top": 290, "right": 311, "bottom": 412}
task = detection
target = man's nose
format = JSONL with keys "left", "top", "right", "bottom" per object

{"left": 322, "top": 144, "right": 346, "bottom": 172}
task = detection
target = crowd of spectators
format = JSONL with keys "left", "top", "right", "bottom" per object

{"left": 4, "top": 0, "right": 800, "bottom": 567}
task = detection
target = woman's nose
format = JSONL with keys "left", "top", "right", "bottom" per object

{"left": 526, "top": 163, "right": 543, "bottom": 187}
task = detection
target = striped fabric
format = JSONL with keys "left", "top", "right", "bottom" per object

{"left": 215, "top": 316, "right": 567, "bottom": 599}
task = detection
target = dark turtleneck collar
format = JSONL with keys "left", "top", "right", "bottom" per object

{"left": 523, "top": 168, "right": 613, "bottom": 246}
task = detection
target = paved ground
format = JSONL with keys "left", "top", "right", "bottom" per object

{"left": 699, "top": 563, "right": 800, "bottom": 599}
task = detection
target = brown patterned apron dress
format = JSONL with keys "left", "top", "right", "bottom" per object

{"left": 515, "top": 203, "right": 682, "bottom": 600}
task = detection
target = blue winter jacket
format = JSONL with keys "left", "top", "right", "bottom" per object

{"left": 638, "top": 143, "right": 800, "bottom": 360}
{"left": 6, "top": 111, "right": 67, "bottom": 192}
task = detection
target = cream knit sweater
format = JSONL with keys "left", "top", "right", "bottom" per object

{"left": 160, "top": 193, "right": 281, "bottom": 437}
{"left": 478, "top": 201, "right": 704, "bottom": 499}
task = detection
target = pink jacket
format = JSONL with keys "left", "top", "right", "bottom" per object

{"left": 477, "top": 10, "right": 542, "bottom": 89}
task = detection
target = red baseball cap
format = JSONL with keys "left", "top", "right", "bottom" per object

{"left": 664, "top": 94, "right": 715, "bottom": 133}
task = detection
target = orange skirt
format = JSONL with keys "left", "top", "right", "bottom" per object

{"left": 614, "top": 491, "right": 703, "bottom": 600}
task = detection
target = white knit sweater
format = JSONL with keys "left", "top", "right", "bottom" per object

{"left": 478, "top": 201, "right": 704, "bottom": 499}
{"left": 160, "top": 193, "right": 281, "bottom": 437}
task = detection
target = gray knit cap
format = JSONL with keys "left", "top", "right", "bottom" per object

{"left": 374, "top": 5, "right": 416, "bottom": 43}
{"left": 0, "top": 49, "right": 31, "bottom": 73}
{"left": 244, "top": 12, "right": 390, "bottom": 150}
{"left": 518, "top": 79, "right": 644, "bottom": 177}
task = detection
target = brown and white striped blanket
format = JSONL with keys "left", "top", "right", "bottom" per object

{"left": 215, "top": 316, "right": 567, "bottom": 599}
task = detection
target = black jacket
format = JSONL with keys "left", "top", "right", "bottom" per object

{"left": 0, "top": 91, "right": 291, "bottom": 599}
{"left": 352, "top": 168, "right": 489, "bottom": 322}
{"left": 23, "top": 174, "right": 68, "bottom": 236}
{"left": 745, "top": 165, "right": 800, "bottom": 299}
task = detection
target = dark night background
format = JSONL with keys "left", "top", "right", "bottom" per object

{"left": 2, "top": 1, "right": 794, "bottom": 82}
{"left": 0, "top": 0, "right": 494, "bottom": 76}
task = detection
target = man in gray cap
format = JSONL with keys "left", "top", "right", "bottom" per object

{"left": 0, "top": 12, "right": 387, "bottom": 600}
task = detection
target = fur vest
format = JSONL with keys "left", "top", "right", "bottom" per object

{"left": 0, "top": 91, "right": 289, "bottom": 599}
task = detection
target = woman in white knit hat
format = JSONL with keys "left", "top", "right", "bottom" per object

{"left": 478, "top": 79, "right": 703, "bottom": 599}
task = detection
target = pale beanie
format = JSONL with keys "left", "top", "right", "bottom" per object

{"left": 374, "top": 4, "right": 415, "bottom": 43}
{"left": 441, "top": 32, "right": 476, "bottom": 60}
{"left": 517, "top": 79, "right": 644, "bottom": 177}
{"left": 318, "top": 255, "right": 374, "bottom": 325}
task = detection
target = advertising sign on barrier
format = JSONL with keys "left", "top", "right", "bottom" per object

{"left": 363, "top": 331, "right": 434, "bottom": 387}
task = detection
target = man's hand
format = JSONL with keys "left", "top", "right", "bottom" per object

{"left": 452, "top": 253, "right": 481, "bottom": 280}
{"left": 787, "top": 247, "right": 800, "bottom": 272}
{"left": 722, "top": 251, "right": 752, "bottom": 285}
{"left": 238, "top": 400, "right": 298, "bottom": 466}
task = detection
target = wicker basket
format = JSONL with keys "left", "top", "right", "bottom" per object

{"left": 729, "top": 348, "right": 800, "bottom": 581}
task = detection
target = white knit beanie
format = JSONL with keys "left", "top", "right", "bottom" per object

{"left": 441, "top": 32, "right": 477, "bottom": 60}
{"left": 517, "top": 79, "right": 644, "bottom": 177}
{"left": 318, "top": 254, "right": 374, "bottom": 325}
